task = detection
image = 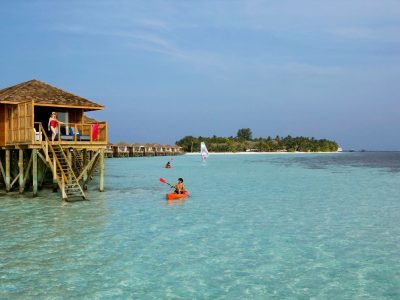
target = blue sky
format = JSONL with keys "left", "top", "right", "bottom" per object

{"left": 1, "top": 1, "right": 399, "bottom": 150}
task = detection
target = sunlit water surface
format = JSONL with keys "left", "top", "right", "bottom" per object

{"left": 1, "top": 152, "right": 399, "bottom": 299}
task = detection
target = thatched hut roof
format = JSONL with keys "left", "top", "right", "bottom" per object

{"left": 114, "top": 141, "right": 129, "bottom": 147}
{"left": 0, "top": 79, "right": 103, "bottom": 110}
{"left": 83, "top": 114, "right": 99, "bottom": 123}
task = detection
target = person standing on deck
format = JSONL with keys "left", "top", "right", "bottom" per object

{"left": 48, "top": 112, "right": 64, "bottom": 142}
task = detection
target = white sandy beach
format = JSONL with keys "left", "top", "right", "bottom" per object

{"left": 185, "top": 151, "right": 340, "bottom": 155}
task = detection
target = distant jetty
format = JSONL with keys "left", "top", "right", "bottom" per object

{"left": 106, "top": 142, "right": 184, "bottom": 158}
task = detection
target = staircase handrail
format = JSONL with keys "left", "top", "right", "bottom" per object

{"left": 37, "top": 123, "right": 69, "bottom": 185}
{"left": 56, "top": 144, "right": 86, "bottom": 194}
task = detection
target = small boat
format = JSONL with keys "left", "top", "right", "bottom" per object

{"left": 166, "top": 191, "right": 189, "bottom": 200}
{"left": 164, "top": 165, "right": 172, "bottom": 168}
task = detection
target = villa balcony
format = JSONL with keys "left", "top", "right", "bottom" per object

{"left": 6, "top": 122, "right": 108, "bottom": 147}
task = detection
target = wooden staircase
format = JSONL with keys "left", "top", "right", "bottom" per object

{"left": 38, "top": 124, "right": 86, "bottom": 201}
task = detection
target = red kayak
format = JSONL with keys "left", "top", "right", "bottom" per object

{"left": 166, "top": 191, "right": 189, "bottom": 200}
{"left": 164, "top": 165, "right": 172, "bottom": 168}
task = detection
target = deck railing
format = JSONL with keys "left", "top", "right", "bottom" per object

{"left": 6, "top": 121, "right": 108, "bottom": 145}
{"left": 37, "top": 122, "right": 108, "bottom": 144}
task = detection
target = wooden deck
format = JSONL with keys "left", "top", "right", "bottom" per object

{"left": 0, "top": 123, "right": 106, "bottom": 201}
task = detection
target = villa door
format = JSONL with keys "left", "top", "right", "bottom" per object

{"left": 56, "top": 112, "right": 69, "bottom": 134}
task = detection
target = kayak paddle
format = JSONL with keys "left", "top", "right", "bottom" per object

{"left": 159, "top": 178, "right": 173, "bottom": 188}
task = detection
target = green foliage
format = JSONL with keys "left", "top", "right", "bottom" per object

{"left": 176, "top": 130, "right": 338, "bottom": 153}
{"left": 236, "top": 128, "right": 252, "bottom": 141}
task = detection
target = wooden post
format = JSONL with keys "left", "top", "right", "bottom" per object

{"left": 5, "top": 150, "right": 10, "bottom": 192}
{"left": 0, "top": 156, "right": 6, "bottom": 186}
{"left": 21, "top": 152, "right": 33, "bottom": 191}
{"left": 67, "top": 149, "right": 72, "bottom": 183}
{"left": 19, "top": 149, "right": 24, "bottom": 193}
{"left": 32, "top": 149, "right": 38, "bottom": 197}
{"left": 99, "top": 149, "right": 105, "bottom": 192}
{"left": 83, "top": 149, "right": 88, "bottom": 190}
{"left": 53, "top": 157, "right": 58, "bottom": 192}
{"left": 61, "top": 177, "right": 67, "bottom": 200}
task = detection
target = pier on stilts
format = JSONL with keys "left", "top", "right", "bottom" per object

{"left": 109, "top": 142, "right": 184, "bottom": 157}
{"left": 0, "top": 79, "right": 108, "bottom": 201}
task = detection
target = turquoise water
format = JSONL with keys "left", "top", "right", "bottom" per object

{"left": 1, "top": 153, "right": 399, "bottom": 299}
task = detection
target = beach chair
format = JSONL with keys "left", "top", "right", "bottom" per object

{"left": 70, "top": 127, "right": 91, "bottom": 141}
{"left": 34, "top": 128, "right": 42, "bottom": 142}
{"left": 69, "top": 127, "right": 80, "bottom": 140}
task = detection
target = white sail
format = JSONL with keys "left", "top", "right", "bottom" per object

{"left": 200, "top": 142, "right": 209, "bottom": 161}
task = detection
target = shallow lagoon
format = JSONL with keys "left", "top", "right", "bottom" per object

{"left": 1, "top": 153, "right": 399, "bottom": 299}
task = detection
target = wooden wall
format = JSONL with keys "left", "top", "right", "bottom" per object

{"left": 69, "top": 109, "right": 83, "bottom": 124}
{"left": 0, "top": 104, "right": 5, "bottom": 146}
{"left": 7, "top": 102, "right": 33, "bottom": 144}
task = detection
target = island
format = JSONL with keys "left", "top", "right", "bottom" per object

{"left": 176, "top": 128, "right": 339, "bottom": 153}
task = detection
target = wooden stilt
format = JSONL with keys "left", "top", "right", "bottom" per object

{"left": 67, "top": 149, "right": 72, "bottom": 183}
{"left": 37, "top": 152, "right": 49, "bottom": 188}
{"left": 83, "top": 149, "right": 88, "bottom": 190}
{"left": 77, "top": 151, "right": 99, "bottom": 182}
{"left": 99, "top": 149, "right": 105, "bottom": 192}
{"left": 6, "top": 150, "right": 10, "bottom": 192}
{"left": 33, "top": 149, "right": 38, "bottom": 196}
{"left": 11, "top": 174, "right": 20, "bottom": 188}
{"left": 53, "top": 157, "right": 58, "bottom": 192}
{"left": 39, "top": 162, "right": 48, "bottom": 189}
{"left": 0, "top": 156, "right": 6, "bottom": 186}
{"left": 19, "top": 149, "right": 24, "bottom": 194}
{"left": 38, "top": 152, "right": 50, "bottom": 168}
{"left": 21, "top": 151, "right": 33, "bottom": 190}
{"left": 61, "top": 177, "right": 67, "bottom": 200}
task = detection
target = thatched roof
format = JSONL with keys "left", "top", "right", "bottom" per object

{"left": 83, "top": 114, "right": 99, "bottom": 123}
{"left": 0, "top": 79, "right": 103, "bottom": 110}
{"left": 114, "top": 141, "right": 129, "bottom": 147}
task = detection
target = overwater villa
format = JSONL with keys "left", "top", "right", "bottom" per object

{"left": 112, "top": 142, "right": 129, "bottom": 157}
{"left": 0, "top": 79, "right": 107, "bottom": 201}
{"left": 130, "top": 143, "right": 144, "bottom": 157}
{"left": 105, "top": 143, "right": 114, "bottom": 158}
{"left": 106, "top": 142, "right": 183, "bottom": 157}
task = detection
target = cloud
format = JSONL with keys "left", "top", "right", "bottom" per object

{"left": 50, "top": 0, "right": 400, "bottom": 77}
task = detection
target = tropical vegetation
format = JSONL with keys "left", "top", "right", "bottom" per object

{"left": 176, "top": 128, "right": 338, "bottom": 153}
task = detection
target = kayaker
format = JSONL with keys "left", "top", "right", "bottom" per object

{"left": 165, "top": 161, "right": 171, "bottom": 168}
{"left": 172, "top": 178, "right": 186, "bottom": 194}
